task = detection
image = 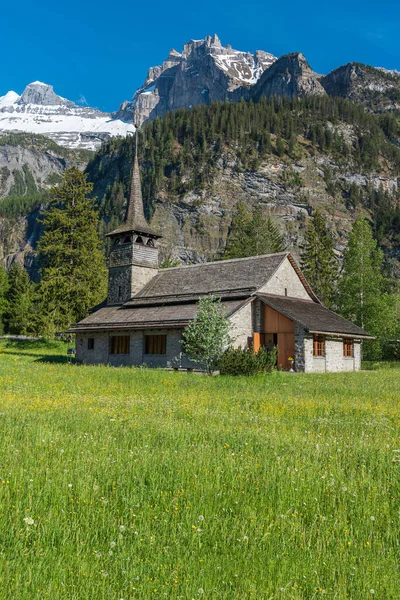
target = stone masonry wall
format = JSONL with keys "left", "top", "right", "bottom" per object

{"left": 229, "top": 301, "right": 253, "bottom": 348}
{"left": 259, "top": 257, "right": 312, "bottom": 299}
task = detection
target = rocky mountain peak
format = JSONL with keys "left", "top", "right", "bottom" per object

{"left": 253, "top": 52, "right": 325, "bottom": 101}
{"left": 18, "top": 81, "right": 75, "bottom": 107}
{"left": 119, "top": 34, "right": 277, "bottom": 125}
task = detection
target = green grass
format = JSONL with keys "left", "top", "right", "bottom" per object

{"left": 0, "top": 339, "right": 399, "bottom": 599}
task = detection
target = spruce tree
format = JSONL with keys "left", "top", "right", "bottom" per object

{"left": 0, "top": 266, "right": 9, "bottom": 334}
{"left": 4, "top": 263, "right": 32, "bottom": 334}
{"left": 223, "top": 203, "right": 252, "bottom": 259}
{"left": 337, "top": 216, "right": 384, "bottom": 358}
{"left": 37, "top": 167, "right": 107, "bottom": 336}
{"left": 300, "top": 210, "right": 339, "bottom": 306}
{"left": 224, "top": 205, "right": 285, "bottom": 259}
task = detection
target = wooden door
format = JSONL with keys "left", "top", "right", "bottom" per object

{"left": 277, "top": 333, "right": 295, "bottom": 370}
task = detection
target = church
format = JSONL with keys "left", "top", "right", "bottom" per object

{"left": 70, "top": 154, "right": 372, "bottom": 372}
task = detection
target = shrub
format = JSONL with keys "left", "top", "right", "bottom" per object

{"left": 218, "top": 346, "right": 278, "bottom": 376}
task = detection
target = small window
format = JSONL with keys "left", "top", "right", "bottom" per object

{"left": 343, "top": 339, "right": 354, "bottom": 357}
{"left": 110, "top": 336, "right": 130, "bottom": 355}
{"left": 313, "top": 335, "right": 325, "bottom": 357}
{"left": 147, "top": 238, "right": 155, "bottom": 247}
{"left": 136, "top": 236, "right": 144, "bottom": 245}
{"left": 88, "top": 338, "right": 94, "bottom": 350}
{"left": 284, "top": 287, "right": 288, "bottom": 296}
{"left": 123, "top": 235, "right": 132, "bottom": 244}
{"left": 118, "top": 286, "right": 122, "bottom": 299}
{"left": 144, "top": 334, "right": 167, "bottom": 355}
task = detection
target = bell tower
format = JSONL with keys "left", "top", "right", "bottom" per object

{"left": 106, "top": 135, "right": 161, "bottom": 305}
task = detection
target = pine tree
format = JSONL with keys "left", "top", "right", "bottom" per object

{"left": 337, "top": 216, "right": 385, "bottom": 358}
{"left": 37, "top": 167, "right": 107, "bottom": 336}
{"left": 4, "top": 263, "right": 32, "bottom": 334}
{"left": 223, "top": 203, "right": 252, "bottom": 259}
{"left": 0, "top": 266, "right": 9, "bottom": 334}
{"left": 223, "top": 205, "right": 285, "bottom": 259}
{"left": 300, "top": 210, "right": 339, "bottom": 306}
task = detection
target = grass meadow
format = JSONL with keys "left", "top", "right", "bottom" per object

{"left": 0, "top": 339, "right": 399, "bottom": 599}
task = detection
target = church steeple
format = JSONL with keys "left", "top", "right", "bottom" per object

{"left": 106, "top": 132, "right": 161, "bottom": 305}
{"left": 107, "top": 132, "right": 160, "bottom": 238}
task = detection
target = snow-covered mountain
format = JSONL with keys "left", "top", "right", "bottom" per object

{"left": 115, "top": 34, "right": 277, "bottom": 125}
{"left": 0, "top": 82, "right": 135, "bottom": 150}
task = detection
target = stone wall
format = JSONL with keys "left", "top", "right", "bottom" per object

{"left": 260, "top": 257, "right": 312, "bottom": 299}
{"left": 229, "top": 301, "right": 253, "bottom": 348}
{"left": 75, "top": 328, "right": 200, "bottom": 370}
{"left": 107, "top": 265, "right": 157, "bottom": 304}
{"left": 293, "top": 333, "right": 362, "bottom": 373}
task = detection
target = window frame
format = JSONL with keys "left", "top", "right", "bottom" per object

{"left": 313, "top": 335, "right": 325, "bottom": 357}
{"left": 87, "top": 338, "right": 95, "bottom": 350}
{"left": 110, "top": 335, "right": 130, "bottom": 355}
{"left": 343, "top": 338, "right": 354, "bottom": 358}
{"left": 144, "top": 334, "right": 167, "bottom": 355}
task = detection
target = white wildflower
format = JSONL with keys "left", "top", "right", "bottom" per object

{"left": 23, "top": 517, "right": 34, "bottom": 526}
{"left": 110, "top": 541, "right": 116, "bottom": 548}
{"left": 68, "top": 483, "right": 73, "bottom": 488}
{"left": 198, "top": 515, "right": 204, "bottom": 522}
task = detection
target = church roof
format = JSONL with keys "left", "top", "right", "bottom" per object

{"left": 128, "top": 252, "right": 288, "bottom": 302}
{"left": 257, "top": 293, "right": 373, "bottom": 338}
{"left": 69, "top": 298, "right": 250, "bottom": 332}
{"left": 107, "top": 155, "right": 160, "bottom": 238}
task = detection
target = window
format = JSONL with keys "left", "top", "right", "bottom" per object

{"left": 123, "top": 235, "right": 132, "bottom": 244}
{"left": 343, "top": 339, "right": 354, "bottom": 357}
{"left": 87, "top": 338, "right": 94, "bottom": 350}
{"left": 144, "top": 334, "right": 167, "bottom": 355}
{"left": 147, "top": 238, "right": 155, "bottom": 247}
{"left": 136, "top": 236, "right": 144, "bottom": 245}
{"left": 110, "top": 336, "right": 130, "bottom": 355}
{"left": 313, "top": 335, "right": 325, "bottom": 357}
{"left": 284, "top": 287, "right": 288, "bottom": 296}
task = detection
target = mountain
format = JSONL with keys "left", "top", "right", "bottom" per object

{"left": 115, "top": 34, "right": 277, "bottom": 125}
{"left": 0, "top": 82, "right": 135, "bottom": 150}
{"left": 321, "top": 63, "right": 400, "bottom": 112}
{"left": 116, "top": 35, "right": 400, "bottom": 126}
{"left": 252, "top": 53, "right": 325, "bottom": 101}
{"left": 89, "top": 98, "right": 400, "bottom": 273}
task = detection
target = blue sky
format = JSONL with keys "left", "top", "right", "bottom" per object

{"left": 1, "top": 0, "right": 399, "bottom": 112}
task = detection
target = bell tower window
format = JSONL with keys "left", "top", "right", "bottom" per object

{"left": 136, "top": 236, "right": 144, "bottom": 245}
{"left": 147, "top": 238, "right": 155, "bottom": 247}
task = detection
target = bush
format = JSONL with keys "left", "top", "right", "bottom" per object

{"left": 218, "top": 346, "right": 278, "bottom": 376}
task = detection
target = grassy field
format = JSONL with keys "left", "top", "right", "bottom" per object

{"left": 0, "top": 339, "right": 399, "bottom": 599}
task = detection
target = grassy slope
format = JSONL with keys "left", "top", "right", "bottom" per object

{"left": 0, "top": 340, "right": 399, "bottom": 599}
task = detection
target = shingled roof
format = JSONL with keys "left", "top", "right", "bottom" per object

{"left": 69, "top": 298, "right": 250, "bottom": 332}
{"left": 257, "top": 293, "right": 373, "bottom": 338}
{"left": 107, "top": 155, "right": 160, "bottom": 238}
{"left": 128, "top": 253, "right": 288, "bottom": 302}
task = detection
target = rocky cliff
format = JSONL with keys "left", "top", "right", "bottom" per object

{"left": 321, "top": 63, "right": 400, "bottom": 112}
{"left": 115, "top": 34, "right": 277, "bottom": 125}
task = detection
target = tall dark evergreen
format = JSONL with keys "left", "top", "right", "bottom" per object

{"left": 0, "top": 266, "right": 9, "bottom": 334}
{"left": 4, "top": 263, "right": 32, "bottom": 334}
{"left": 37, "top": 167, "right": 107, "bottom": 336}
{"left": 300, "top": 210, "right": 338, "bottom": 306}
{"left": 224, "top": 203, "right": 285, "bottom": 259}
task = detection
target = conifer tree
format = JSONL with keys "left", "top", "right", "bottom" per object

{"left": 0, "top": 266, "right": 9, "bottom": 334}
{"left": 223, "top": 204, "right": 285, "bottom": 259}
{"left": 4, "top": 263, "right": 32, "bottom": 334}
{"left": 37, "top": 167, "right": 107, "bottom": 336}
{"left": 300, "top": 210, "right": 339, "bottom": 306}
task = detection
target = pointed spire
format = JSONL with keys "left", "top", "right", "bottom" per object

{"left": 106, "top": 129, "right": 161, "bottom": 238}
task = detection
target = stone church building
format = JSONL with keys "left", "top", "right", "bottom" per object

{"left": 70, "top": 156, "right": 372, "bottom": 372}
